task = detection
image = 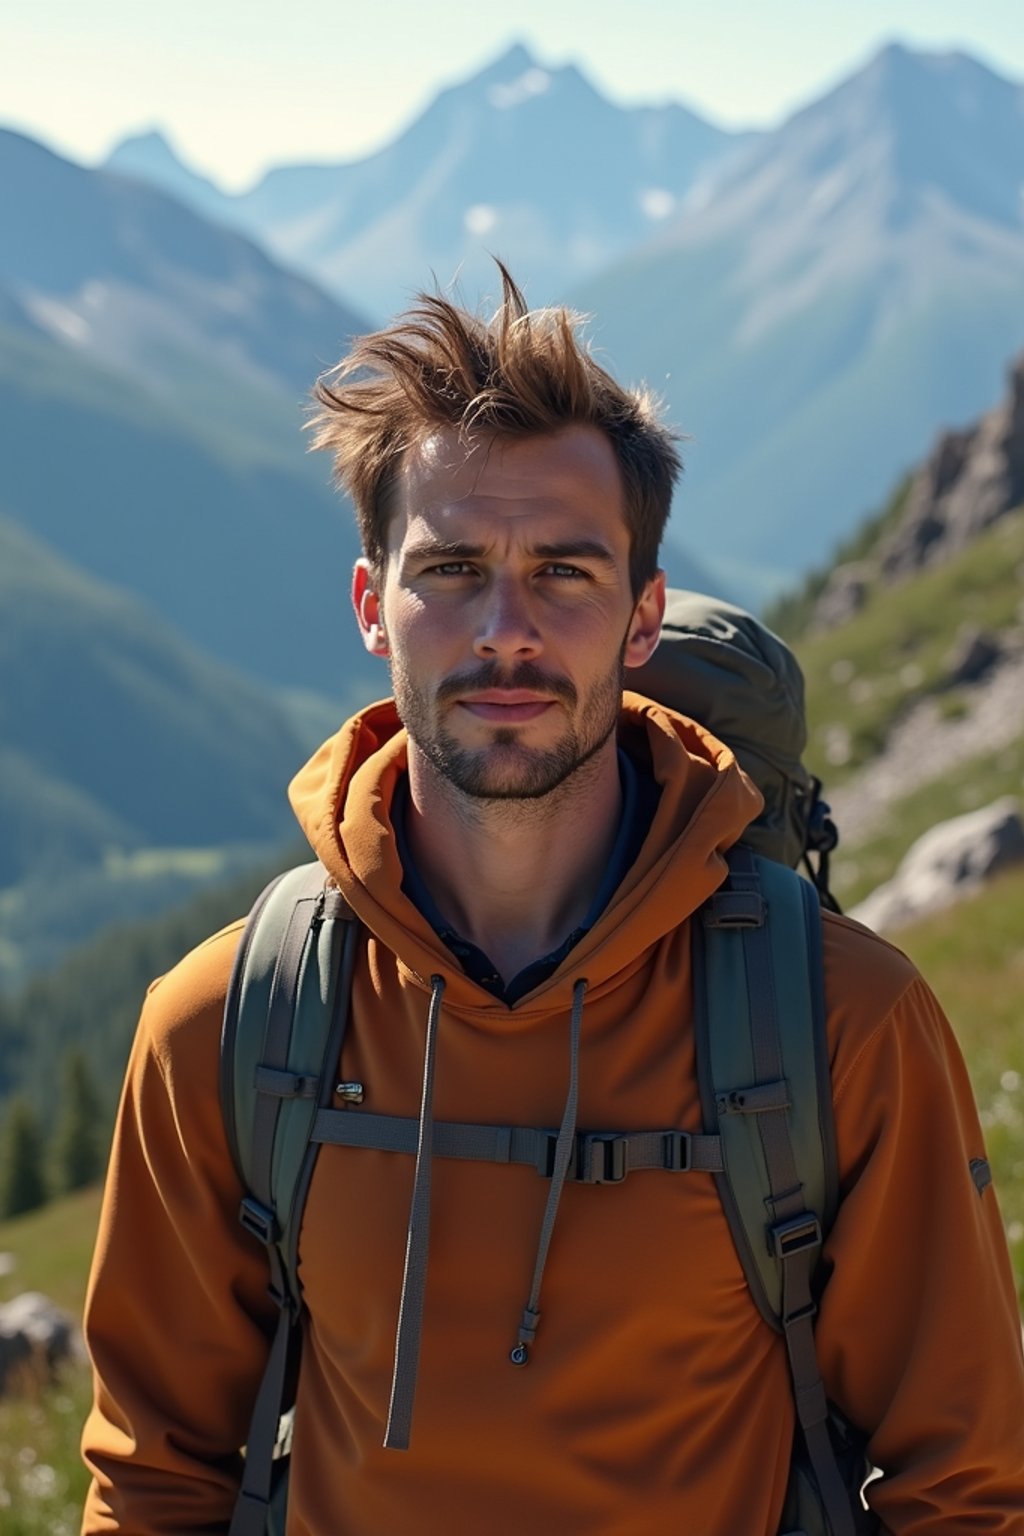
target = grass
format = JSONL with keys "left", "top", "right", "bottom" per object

{"left": 795, "top": 508, "right": 1024, "bottom": 785}
{"left": 0, "top": 1187, "right": 102, "bottom": 1532}
{"left": 894, "top": 864, "right": 1024, "bottom": 1304}
{"left": 0, "top": 1186, "right": 102, "bottom": 1316}
{"left": 0, "top": 1361, "right": 93, "bottom": 1535}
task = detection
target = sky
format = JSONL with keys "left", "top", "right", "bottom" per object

{"left": 6, "top": 0, "right": 1024, "bottom": 190}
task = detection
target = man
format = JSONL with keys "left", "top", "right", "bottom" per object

{"left": 82, "top": 270, "right": 1024, "bottom": 1533}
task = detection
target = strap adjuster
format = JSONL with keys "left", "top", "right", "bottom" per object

{"left": 239, "top": 1195, "right": 278, "bottom": 1247}
{"left": 769, "top": 1212, "right": 822, "bottom": 1259}
{"left": 541, "top": 1131, "right": 629, "bottom": 1184}
{"left": 702, "top": 890, "right": 766, "bottom": 929}
{"left": 661, "top": 1130, "right": 692, "bottom": 1172}
{"left": 577, "top": 1132, "right": 628, "bottom": 1184}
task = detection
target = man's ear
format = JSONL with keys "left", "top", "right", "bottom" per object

{"left": 352, "top": 559, "right": 389, "bottom": 657}
{"left": 623, "top": 570, "right": 666, "bottom": 670}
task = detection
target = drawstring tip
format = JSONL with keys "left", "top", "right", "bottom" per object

{"left": 510, "top": 1305, "right": 540, "bottom": 1365}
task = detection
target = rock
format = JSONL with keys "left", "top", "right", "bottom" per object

{"left": 941, "top": 626, "right": 1003, "bottom": 688}
{"left": 0, "top": 1319, "right": 32, "bottom": 1395}
{"left": 877, "top": 353, "right": 1024, "bottom": 585}
{"left": 0, "top": 1291, "right": 78, "bottom": 1394}
{"left": 850, "top": 797, "right": 1024, "bottom": 932}
{"left": 811, "top": 562, "right": 871, "bottom": 631}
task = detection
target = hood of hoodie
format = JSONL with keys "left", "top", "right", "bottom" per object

{"left": 289, "top": 691, "right": 763, "bottom": 1015}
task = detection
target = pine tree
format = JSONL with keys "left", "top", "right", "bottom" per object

{"left": 52, "top": 1047, "right": 103, "bottom": 1195}
{"left": 0, "top": 1097, "right": 47, "bottom": 1218}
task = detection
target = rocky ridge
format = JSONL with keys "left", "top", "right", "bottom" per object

{"left": 814, "top": 351, "right": 1024, "bottom": 631}
{"left": 804, "top": 355, "right": 1024, "bottom": 918}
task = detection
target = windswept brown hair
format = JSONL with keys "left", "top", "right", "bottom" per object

{"left": 309, "top": 264, "right": 682, "bottom": 596}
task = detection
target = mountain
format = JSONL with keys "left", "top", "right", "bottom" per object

{"left": 105, "top": 127, "right": 232, "bottom": 225}
{"left": 0, "top": 319, "right": 387, "bottom": 698}
{"left": 0, "top": 128, "right": 399, "bottom": 697}
{"left": 0, "top": 513, "right": 338, "bottom": 987}
{"left": 0, "top": 127, "right": 368, "bottom": 410}
{"left": 808, "top": 349, "right": 1024, "bottom": 629}
{"left": 571, "top": 44, "right": 1024, "bottom": 596}
{"left": 104, "top": 43, "right": 744, "bottom": 319}
{"left": 0, "top": 511, "right": 320, "bottom": 860}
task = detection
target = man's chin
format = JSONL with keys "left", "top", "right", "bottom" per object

{"left": 428, "top": 739, "right": 583, "bottom": 802}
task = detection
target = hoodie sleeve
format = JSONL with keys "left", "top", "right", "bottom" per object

{"left": 81, "top": 927, "right": 279, "bottom": 1534}
{"left": 816, "top": 934, "right": 1024, "bottom": 1533}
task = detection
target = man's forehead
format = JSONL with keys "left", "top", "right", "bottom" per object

{"left": 397, "top": 424, "right": 624, "bottom": 511}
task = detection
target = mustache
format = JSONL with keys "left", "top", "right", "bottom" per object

{"left": 435, "top": 660, "right": 578, "bottom": 708}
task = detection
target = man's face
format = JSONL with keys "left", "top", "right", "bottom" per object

{"left": 354, "top": 425, "right": 664, "bottom": 801}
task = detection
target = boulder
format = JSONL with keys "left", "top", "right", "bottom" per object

{"left": 0, "top": 1318, "right": 32, "bottom": 1395}
{"left": 0, "top": 1291, "right": 77, "bottom": 1394}
{"left": 850, "top": 797, "right": 1024, "bottom": 932}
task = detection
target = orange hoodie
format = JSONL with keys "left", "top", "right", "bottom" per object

{"left": 82, "top": 697, "right": 1024, "bottom": 1534}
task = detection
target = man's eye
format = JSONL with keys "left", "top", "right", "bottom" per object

{"left": 431, "top": 562, "right": 473, "bottom": 576}
{"left": 544, "top": 563, "right": 586, "bottom": 578}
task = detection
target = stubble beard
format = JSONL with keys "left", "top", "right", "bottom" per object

{"left": 390, "top": 653, "right": 626, "bottom": 803}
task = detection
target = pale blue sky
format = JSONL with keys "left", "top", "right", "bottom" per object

{"left": 6, "top": 0, "right": 1024, "bottom": 189}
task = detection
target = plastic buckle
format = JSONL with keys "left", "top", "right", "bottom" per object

{"left": 662, "top": 1130, "right": 692, "bottom": 1172}
{"left": 239, "top": 1196, "right": 278, "bottom": 1247}
{"left": 541, "top": 1132, "right": 628, "bottom": 1183}
{"left": 576, "top": 1133, "right": 628, "bottom": 1184}
{"left": 769, "top": 1212, "right": 822, "bottom": 1259}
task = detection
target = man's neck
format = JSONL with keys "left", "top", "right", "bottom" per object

{"left": 404, "top": 742, "right": 623, "bottom": 984}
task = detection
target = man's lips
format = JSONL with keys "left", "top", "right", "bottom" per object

{"left": 456, "top": 690, "right": 557, "bottom": 723}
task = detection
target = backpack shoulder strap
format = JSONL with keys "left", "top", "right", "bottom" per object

{"left": 220, "top": 861, "right": 360, "bottom": 1536}
{"left": 694, "top": 846, "right": 858, "bottom": 1536}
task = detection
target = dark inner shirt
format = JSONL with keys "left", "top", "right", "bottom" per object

{"left": 393, "top": 749, "right": 661, "bottom": 1005}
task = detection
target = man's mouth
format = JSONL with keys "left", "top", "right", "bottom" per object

{"left": 456, "top": 690, "right": 557, "bottom": 724}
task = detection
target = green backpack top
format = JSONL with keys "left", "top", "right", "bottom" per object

{"left": 221, "top": 593, "right": 874, "bottom": 1536}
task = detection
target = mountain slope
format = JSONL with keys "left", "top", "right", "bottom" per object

{"left": 572, "top": 44, "right": 1024, "bottom": 595}
{"left": 0, "top": 513, "right": 342, "bottom": 986}
{"left": 780, "top": 349, "right": 1024, "bottom": 909}
{"left": 104, "top": 127, "right": 232, "bottom": 225}
{"left": 0, "top": 322, "right": 383, "bottom": 698}
{"left": 0, "top": 513, "right": 322, "bottom": 866}
{"left": 0, "top": 127, "right": 368, "bottom": 406}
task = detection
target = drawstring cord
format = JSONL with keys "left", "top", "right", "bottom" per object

{"left": 384, "top": 972, "right": 588, "bottom": 1447}
{"left": 383, "top": 973, "right": 446, "bottom": 1451}
{"left": 510, "top": 977, "right": 588, "bottom": 1366}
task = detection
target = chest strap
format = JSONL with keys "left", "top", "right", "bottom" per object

{"left": 311, "top": 1107, "right": 723, "bottom": 1185}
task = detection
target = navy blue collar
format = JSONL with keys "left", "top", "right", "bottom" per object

{"left": 392, "top": 750, "right": 659, "bottom": 1004}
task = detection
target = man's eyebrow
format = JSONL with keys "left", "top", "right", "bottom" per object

{"left": 401, "top": 539, "right": 486, "bottom": 562}
{"left": 400, "top": 538, "right": 618, "bottom": 565}
{"left": 532, "top": 540, "right": 617, "bottom": 566}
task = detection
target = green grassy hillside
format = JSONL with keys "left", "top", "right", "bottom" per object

{"left": 795, "top": 508, "right": 1024, "bottom": 787}
{"left": 0, "top": 1189, "right": 100, "bottom": 1532}
{"left": 896, "top": 867, "right": 1024, "bottom": 1301}
{"left": 786, "top": 506, "right": 1024, "bottom": 910}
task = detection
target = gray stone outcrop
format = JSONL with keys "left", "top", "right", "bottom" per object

{"left": 850, "top": 797, "right": 1024, "bottom": 932}
{"left": 0, "top": 1290, "right": 78, "bottom": 1394}
{"left": 812, "top": 352, "right": 1024, "bottom": 629}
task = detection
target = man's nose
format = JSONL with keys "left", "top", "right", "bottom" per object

{"left": 472, "top": 579, "right": 542, "bottom": 660}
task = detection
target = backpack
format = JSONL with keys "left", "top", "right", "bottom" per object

{"left": 221, "top": 593, "right": 874, "bottom": 1536}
